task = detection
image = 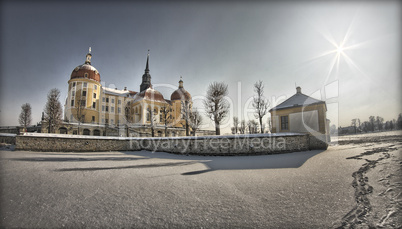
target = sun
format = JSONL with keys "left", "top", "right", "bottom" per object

{"left": 336, "top": 45, "right": 344, "bottom": 55}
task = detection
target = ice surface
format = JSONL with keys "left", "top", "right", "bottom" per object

{"left": 1, "top": 132, "right": 400, "bottom": 228}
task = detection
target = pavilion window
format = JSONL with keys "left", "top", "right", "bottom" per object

{"left": 280, "top": 116, "right": 289, "bottom": 130}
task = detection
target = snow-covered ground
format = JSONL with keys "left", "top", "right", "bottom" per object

{"left": 0, "top": 133, "right": 401, "bottom": 228}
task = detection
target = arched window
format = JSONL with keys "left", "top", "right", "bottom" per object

{"left": 59, "top": 127, "right": 67, "bottom": 134}
{"left": 83, "top": 129, "right": 90, "bottom": 135}
{"left": 93, "top": 129, "right": 101, "bottom": 136}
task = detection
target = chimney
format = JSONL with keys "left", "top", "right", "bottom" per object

{"left": 296, "top": 86, "right": 301, "bottom": 94}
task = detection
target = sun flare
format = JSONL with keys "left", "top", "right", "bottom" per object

{"left": 336, "top": 45, "right": 344, "bottom": 55}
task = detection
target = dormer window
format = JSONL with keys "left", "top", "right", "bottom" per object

{"left": 84, "top": 73, "right": 88, "bottom": 78}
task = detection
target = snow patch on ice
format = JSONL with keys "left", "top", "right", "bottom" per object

{"left": 20, "top": 132, "right": 305, "bottom": 141}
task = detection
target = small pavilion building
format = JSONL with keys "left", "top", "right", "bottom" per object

{"left": 269, "top": 86, "right": 330, "bottom": 148}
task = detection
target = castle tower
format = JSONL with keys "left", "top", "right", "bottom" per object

{"left": 65, "top": 47, "right": 102, "bottom": 127}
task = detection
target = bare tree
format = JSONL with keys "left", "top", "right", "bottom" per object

{"left": 146, "top": 107, "right": 158, "bottom": 137}
{"left": 232, "top": 116, "right": 239, "bottom": 134}
{"left": 44, "top": 88, "right": 62, "bottom": 133}
{"left": 239, "top": 119, "right": 246, "bottom": 134}
{"left": 266, "top": 116, "right": 272, "bottom": 133}
{"left": 190, "top": 109, "right": 203, "bottom": 136}
{"left": 19, "top": 103, "right": 32, "bottom": 130}
{"left": 252, "top": 80, "right": 269, "bottom": 133}
{"left": 397, "top": 114, "right": 402, "bottom": 129}
{"left": 376, "top": 116, "right": 384, "bottom": 131}
{"left": 351, "top": 119, "right": 357, "bottom": 134}
{"left": 204, "top": 82, "right": 230, "bottom": 135}
{"left": 123, "top": 101, "right": 135, "bottom": 137}
{"left": 369, "top": 116, "right": 375, "bottom": 131}
{"left": 181, "top": 100, "right": 191, "bottom": 136}
{"left": 248, "top": 120, "right": 259, "bottom": 134}
{"left": 357, "top": 118, "right": 361, "bottom": 131}
{"left": 124, "top": 101, "right": 134, "bottom": 124}
{"left": 160, "top": 104, "right": 173, "bottom": 136}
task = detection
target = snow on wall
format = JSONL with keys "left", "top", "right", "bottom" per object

{"left": 15, "top": 132, "right": 328, "bottom": 154}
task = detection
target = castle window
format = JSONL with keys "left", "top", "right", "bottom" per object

{"left": 105, "top": 106, "right": 109, "bottom": 112}
{"left": 102, "top": 119, "right": 105, "bottom": 124}
{"left": 72, "top": 91, "right": 75, "bottom": 96}
{"left": 105, "top": 119, "right": 109, "bottom": 124}
{"left": 111, "top": 119, "right": 114, "bottom": 125}
{"left": 94, "top": 85, "right": 97, "bottom": 90}
{"left": 92, "top": 102, "right": 96, "bottom": 109}
{"left": 280, "top": 116, "right": 289, "bottom": 130}
{"left": 73, "top": 82, "right": 76, "bottom": 87}
{"left": 118, "top": 100, "right": 121, "bottom": 105}
{"left": 83, "top": 82, "right": 87, "bottom": 87}
{"left": 111, "top": 107, "right": 114, "bottom": 113}
{"left": 82, "top": 91, "right": 87, "bottom": 97}
{"left": 93, "top": 93, "right": 96, "bottom": 99}
{"left": 147, "top": 113, "right": 150, "bottom": 122}
{"left": 111, "top": 98, "right": 115, "bottom": 104}
{"left": 71, "top": 99, "right": 74, "bottom": 107}
{"left": 92, "top": 116, "right": 95, "bottom": 122}
{"left": 102, "top": 105, "right": 105, "bottom": 112}
{"left": 106, "top": 98, "right": 109, "bottom": 103}
{"left": 102, "top": 97, "right": 105, "bottom": 102}
{"left": 118, "top": 107, "right": 121, "bottom": 113}
{"left": 80, "top": 100, "right": 86, "bottom": 107}
{"left": 84, "top": 73, "right": 88, "bottom": 78}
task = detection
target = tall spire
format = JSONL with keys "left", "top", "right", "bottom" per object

{"left": 145, "top": 49, "right": 150, "bottom": 73}
{"left": 140, "top": 49, "right": 152, "bottom": 92}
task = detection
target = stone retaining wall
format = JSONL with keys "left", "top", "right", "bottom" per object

{"left": 15, "top": 133, "right": 328, "bottom": 155}
{"left": 0, "top": 134, "right": 17, "bottom": 145}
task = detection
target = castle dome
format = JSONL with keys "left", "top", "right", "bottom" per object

{"left": 70, "top": 48, "right": 101, "bottom": 83}
{"left": 134, "top": 86, "right": 166, "bottom": 103}
{"left": 171, "top": 77, "right": 191, "bottom": 101}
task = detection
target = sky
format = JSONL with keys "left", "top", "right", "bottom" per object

{"left": 0, "top": 0, "right": 401, "bottom": 133}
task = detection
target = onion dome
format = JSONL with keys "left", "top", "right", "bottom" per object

{"left": 70, "top": 47, "right": 101, "bottom": 83}
{"left": 134, "top": 86, "right": 166, "bottom": 103}
{"left": 171, "top": 77, "right": 191, "bottom": 101}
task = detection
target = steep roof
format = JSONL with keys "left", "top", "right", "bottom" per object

{"left": 269, "top": 87, "right": 326, "bottom": 112}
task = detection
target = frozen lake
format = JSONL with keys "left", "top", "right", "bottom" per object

{"left": 1, "top": 132, "right": 401, "bottom": 228}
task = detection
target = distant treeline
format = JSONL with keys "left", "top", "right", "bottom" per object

{"left": 333, "top": 113, "right": 402, "bottom": 135}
